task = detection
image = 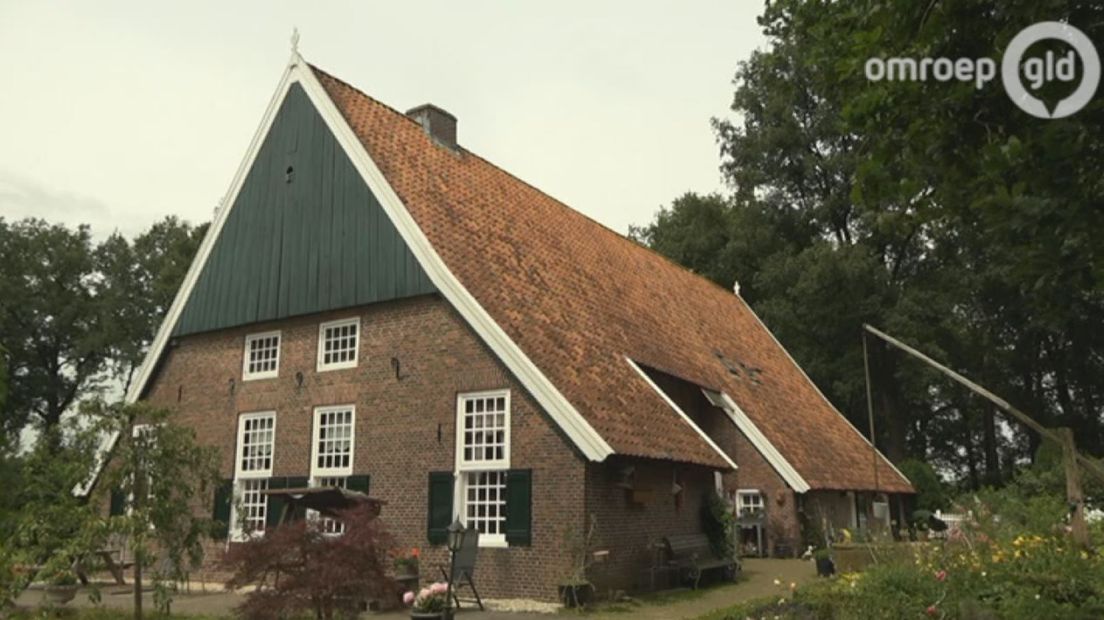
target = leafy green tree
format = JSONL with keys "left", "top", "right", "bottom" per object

{"left": 0, "top": 219, "right": 107, "bottom": 439}
{"left": 97, "top": 217, "right": 207, "bottom": 395}
{"left": 0, "top": 216, "right": 206, "bottom": 444}
{"left": 87, "top": 400, "right": 221, "bottom": 618}
{"left": 634, "top": 0, "right": 1104, "bottom": 485}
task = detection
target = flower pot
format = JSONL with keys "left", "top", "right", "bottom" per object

{"left": 410, "top": 611, "right": 446, "bottom": 620}
{"left": 43, "top": 584, "right": 79, "bottom": 605}
{"left": 558, "top": 582, "right": 594, "bottom": 608}
{"left": 815, "top": 557, "right": 835, "bottom": 577}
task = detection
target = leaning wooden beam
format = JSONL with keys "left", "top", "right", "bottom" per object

{"left": 862, "top": 324, "right": 1104, "bottom": 486}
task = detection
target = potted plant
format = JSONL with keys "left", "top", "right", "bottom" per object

{"left": 558, "top": 514, "right": 597, "bottom": 608}
{"left": 43, "top": 569, "right": 79, "bottom": 605}
{"left": 394, "top": 547, "right": 420, "bottom": 578}
{"left": 404, "top": 582, "right": 449, "bottom": 620}
{"left": 813, "top": 548, "right": 835, "bottom": 577}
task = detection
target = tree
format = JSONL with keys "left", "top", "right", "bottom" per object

{"left": 4, "top": 417, "right": 107, "bottom": 608}
{"left": 97, "top": 217, "right": 207, "bottom": 395}
{"left": 634, "top": 0, "right": 1104, "bottom": 484}
{"left": 0, "top": 216, "right": 206, "bottom": 444}
{"left": 223, "top": 505, "right": 398, "bottom": 620}
{"left": 0, "top": 219, "right": 107, "bottom": 439}
{"left": 88, "top": 400, "right": 221, "bottom": 619}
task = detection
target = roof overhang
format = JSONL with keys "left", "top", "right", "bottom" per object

{"left": 82, "top": 53, "right": 617, "bottom": 497}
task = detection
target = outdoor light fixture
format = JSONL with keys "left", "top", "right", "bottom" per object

{"left": 444, "top": 518, "right": 466, "bottom": 619}
{"left": 446, "top": 517, "right": 466, "bottom": 553}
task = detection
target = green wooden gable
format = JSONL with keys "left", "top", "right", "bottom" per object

{"left": 173, "top": 83, "right": 436, "bottom": 337}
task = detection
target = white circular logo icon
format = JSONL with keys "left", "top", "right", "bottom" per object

{"left": 1002, "top": 21, "right": 1101, "bottom": 119}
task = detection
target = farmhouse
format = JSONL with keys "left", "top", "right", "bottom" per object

{"left": 115, "top": 50, "right": 912, "bottom": 601}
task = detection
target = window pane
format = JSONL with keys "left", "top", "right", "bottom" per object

{"left": 314, "top": 407, "right": 354, "bottom": 474}
{"left": 458, "top": 394, "right": 507, "bottom": 465}
{"left": 463, "top": 470, "right": 506, "bottom": 536}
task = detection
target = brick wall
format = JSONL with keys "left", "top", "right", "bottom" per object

{"left": 583, "top": 456, "right": 713, "bottom": 594}
{"left": 143, "top": 294, "right": 585, "bottom": 601}
{"left": 643, "top": 368, "right": 801, "bottom": 556}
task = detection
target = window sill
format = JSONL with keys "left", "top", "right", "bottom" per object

{"left": 242, "top": 373, "right": 278, "bottom": 382}
{"left": 316, "top": 362, "right": 358, "bottom": 373}
{"left": 479, "top": 536, "right": 508, "bottom": 549}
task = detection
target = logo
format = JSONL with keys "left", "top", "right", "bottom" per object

{"left": 1001, "top": 22, "right": 1099, "bottom": 119}
{"left": 864, "top": 21, "right": 1100, "bottom": 119}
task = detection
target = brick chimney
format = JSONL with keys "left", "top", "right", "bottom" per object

{"left": 405, "top": 104, "right": 457, "bottom": 149}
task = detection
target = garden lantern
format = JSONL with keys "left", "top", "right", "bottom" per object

{"left": 446, "top": 517, "right": 466, "bottom": 553}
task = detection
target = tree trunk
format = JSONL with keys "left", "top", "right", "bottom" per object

{"left": 870, "top": 340, "right": 907, "bottom": 462}
{"left": 1059, "top": 428, "right": 1090, "bottom": 549}
{"left": 133, "top": 553, "right": 143, "bottom": 620}
{"left": 982, "top": 407, "right": 1000, "bottom": 485}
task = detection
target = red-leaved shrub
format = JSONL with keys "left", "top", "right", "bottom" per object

{"left": 223, "top": 505, "right": 397, "bottom": 620}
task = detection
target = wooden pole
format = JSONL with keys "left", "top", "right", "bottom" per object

{"left": 1059, "top": 428, "right": 1090, "bottom": 549}
{"left": 862, "top": 332, "right": 881, "bottom": 493}
{"left": 862, "top": 324, "right": 1104, "bottom": 486}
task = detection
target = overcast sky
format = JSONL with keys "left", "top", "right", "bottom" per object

{"left": 0, "top": 1, "right": 766, "bottom": 238}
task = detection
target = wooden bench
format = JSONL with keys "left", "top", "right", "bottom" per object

{"left": 663, "top": 533, "right": 739, "bottom": 589}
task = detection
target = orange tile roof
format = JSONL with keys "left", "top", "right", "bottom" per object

{"left": 312, "top": 65, "right": 912, "bottom": 493}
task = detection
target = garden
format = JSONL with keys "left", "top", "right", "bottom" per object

{"left": 701, "top": 450, "right": 1104, "bottom": 619}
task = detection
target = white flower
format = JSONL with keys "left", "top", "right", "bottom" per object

{"left": 773, "top": 578, "right": 782, "bottom": 586}
{"left": 1035, "top": 594, "right": 1041, "bottom": 600}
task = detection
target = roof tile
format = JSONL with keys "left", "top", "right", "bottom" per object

{"left": 312, "top": 65, "right": 912, "bottom": 493}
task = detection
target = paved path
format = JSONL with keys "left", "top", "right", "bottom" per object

{"left": 15, "top": 558, "right": 816, "bottom": 620}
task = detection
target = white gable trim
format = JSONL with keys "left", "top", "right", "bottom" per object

{"left": 734, "top": 297, "right": 911, "bottom": 488}
{"left": 625, "top": 358, "right": 737, "bottom": 471}
{"left": 716, "top": 392, "right": 809, "bottom": 493}
{"left": 78, "top": 58, "right": 305, "bottom": 496}
{"left": 295, "top": 61, "right": 612, "bottom": 462}
{"left": 116, "top": 54, "right": 612, "bottom": 471}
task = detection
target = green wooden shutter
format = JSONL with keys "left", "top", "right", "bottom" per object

{"left": 266, "top": 477, "right": 289, "bottom": 528}
{"left": 504, "top": 469, "right": 532, "bottom": 546}
{"left": 347, "top": 475, "right": 370, "bottom": 495}
{"left": 212, "top": 479, "right": 233, "bottom": 540}
{"left": 427, "top": 471, "right": 454, "bottom": 545}
{"left": 109, "top": 488, "right": 126, "bottom": 517}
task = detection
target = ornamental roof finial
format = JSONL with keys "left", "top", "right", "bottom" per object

{"left": 291, "top": 27, "right": 300, "bottom": 55}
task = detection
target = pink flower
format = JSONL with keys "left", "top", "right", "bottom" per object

{"left": 934, "top": 570, "right": 947, "bottom": 582}
{"left": 430, "top": 582, "right": 449, "bottom": 595}
{"left": 418, "top": 587, "right": 430, "bottom": 599}
{"left": 926, "top": 604, "right": 938, "bottom": 616}
{"left": 402, "top": 592, "right": 415, "bottom": 606}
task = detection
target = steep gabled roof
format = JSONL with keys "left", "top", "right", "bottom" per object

{"left": 114, "top": 53, "right": 909, "bottom": 494}
{"left": 310, "top": 65, "right": 911, "bottom": 492}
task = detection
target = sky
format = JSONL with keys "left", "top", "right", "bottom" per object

{"left": 0, "top": 1, "right": 767, "bottom": 238}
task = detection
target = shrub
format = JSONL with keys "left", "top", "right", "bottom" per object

{"left": 223, "top": 505, "right": 397, "bottom": 620}
{"left": 405, "top": 582, "right": 449, "bottom": 614}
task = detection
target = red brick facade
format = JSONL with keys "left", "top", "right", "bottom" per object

{"left": 137, "top": 292, "right": 894, "bottom": 602}
{"left": 144, "top": 294, "right": 587, "bottom": 601}
{"left": 645, "top": 368, "right": 802, "bottom": 556}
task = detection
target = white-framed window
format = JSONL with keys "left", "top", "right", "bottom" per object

{"left": 232, "top": 412, "right": 276, "bottom": 540}
{"left": 311, "top": 405, "right": 355, "bottom": 477}
{"left": 317, "top": 318, "right": 359, "bottom": 371}
{"left": 458, "top": 391, "right": 510, "bottom": 469}
{"left": 243, "top": 331, "right": 281, "bottom": 380}
{"left": 237, "top": 413, "right": 276, "bottom": 476}
{"left": 455, "top": 390, "right": 510, "bottom": 547}
{"left": 309, "top": 476, "right": 348, "bottom": 535}
{"left": 737, "top": 489, "right": 764, "bottom": 516}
